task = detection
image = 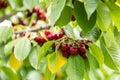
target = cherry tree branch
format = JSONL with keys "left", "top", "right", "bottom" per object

{"left": 13, "top": 25, "right": 51, "bottom": 34}
{"left": 0, "top": 12, "right": 15, "bottom": 22}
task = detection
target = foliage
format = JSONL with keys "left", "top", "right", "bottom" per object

{"left": 0, "top": 0, "right": 120, "bottom": 80}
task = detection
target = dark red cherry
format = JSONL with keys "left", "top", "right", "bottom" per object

{"left": 32, "top": 20, "right": 37, "bottom": 26}
{"left": 60, "top": 42, "right": 69, "bottom": 51}
{"left": 52, "top": 42, "right": 58, "bottom": 50}
{"left": 33, "top": 6, "right": 39, "bottom": 13}
{"left": 78, "top": 43, "right": 86, "bottom": 53}
{"left": 62, "top": 51, "right": 70, "bottom": 58}
{"left": 69, "top": 46, "right": 78, "bottom": 55}
{"left": 44, "top": 30, "right": 51, "bottom": 36}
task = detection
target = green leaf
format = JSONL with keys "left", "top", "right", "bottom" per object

{"left": 29, "top": 46, "right": 40, "bottom": 69}
{"left": 74, "top": 1, "right": 96, "bottom": 36}
{"left": 97, "top": 2, "right": 111, "bottom": 31}
{"left": 86, "top": 50, "right": 99, "bottom": 69}
{"left": 4, "top": 40, "right": 17, "bottom": 56}
{"left": 8, "top": 0, "right": 23, "bottom": 9}
{"left": 114, "top": 27, "right": 120, "bottom": 48}
{"left": 84, "top": 0, "right": 99, "bottom": 19}
{"left": 23, "top": 0, "right": 39, "bottom": 11}
{"left": 2, "top": 66, "right": 19, "bottom": 80}
{"left": 14, "top": 37, "right": 31, "bottom": 61}
{"left": 64, "top": 23, "right": 75, "bottom": 39}
{"left": 44, "top": 66, "right": 55, "bottom": 80}
{"left": 66, "top": 55, "right": 84, "bottom": 80}
{"left": 56, "top": 6, "right": 72, "bottom": 26}
{"left": 0, "top": 26, "right": 12, "bottom": 43}
{"left": 48, "top": 0, "right": 67, "bottom": 26}
{"left": 85, "top": 26, "right": 101, "bottom": 42}
{"left": 0, "top": 43, "right": 4, "bottom": 58}
{"left": 100, "top": 38, "right": 118, "bottom": 70}
{"left": 47, "top": 50, "right": 67, "bottom": 74}
{"left": 88, "top": 43, "right": 104, "bottom": 67}
{"left": 106, "top": 2, "right": 120, "bottom": 31}
{"left": 37, "top": 41, "right": 54, "bottom": 68}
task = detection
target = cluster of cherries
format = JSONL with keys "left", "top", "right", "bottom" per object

{"left": 0, "top": 0, "right": 7, "bottom": 9}
{"left": 31, "top": 6, "right": 47, "bottom": 26}
{"left": 12, "top": 18, "right": 27, "bottom": 26}
{"left": 12, "top": 6, "right": 47, "bottom": 27}
{"left": 34, "top": 29, "right": 65, "bottom": 46}
{"left": 53, "top": 39, "right": 92, "bottom": 59}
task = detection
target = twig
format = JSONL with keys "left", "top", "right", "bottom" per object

{"left": 0, "top": 12, "right": 15, "bottom": 22}
{"left": 13, "top": 25, "right": 51, "bottom": 34}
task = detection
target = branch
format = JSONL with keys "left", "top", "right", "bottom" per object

{"left": 0, "top": 12, "right": 15, "bottom": 22}
{"left": 13, "top": 25, "right": 51, "bottom": 34}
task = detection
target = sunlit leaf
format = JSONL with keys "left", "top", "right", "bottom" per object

{"left": 9, "top": 53, "right": 22, "bottom": 71}
{"left": 47, "top": 50, "right": 67, "bottom": 74}
{"left": 2, "top": 66, "right": 19, "bottom": 80}
{"left": 84, "top": 0, "right": 99, "bottom": 19}
{"left": 66, "top": 55, "right": 84, "bottom": 80}
{"left": 48, "top": 0, "right": 67, "bottom": 26}
{"left": 88, "top": 43, "right": 104, "bottom": 67}
{"left": 74, "top": 1, "right": 96, "bottom": 36}
{"left": 14, "top": 37, "right": 31, "bottom": 61}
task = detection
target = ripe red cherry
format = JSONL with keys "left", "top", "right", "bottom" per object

{"left": 59, "top": 29, "right": 65, "bottom": 38}
{"left": 41, "top": 13, "right": 47, "bottom": 20}
{"left": 46, "top": 34, "right": 53, "bottom": 40}
{"left": 78, "top": 43, "right": 86, "bottom": 53}
{"left": 52, "top": 33, "right": 58, "bottom": 40}
{"left": 45, "top": 30, "right": 51, "bottom": 36}
{"left": 69, "top": 46, "right": 78, "bottom": 55}
{"left": 38, "top": 9, "right": 43, "bottom": 15}
{"left": 52, "top": 42, "right": 58, "bottom": 50}
{"left": 2, "top": 1, "right": 7, "bottom": 8}
{"left": 33, "top": 6, "right": 39, "bottom": 13}
{"left": 71, "top": 15, "right": 75, "bottom": 21}
{"left": 60, "top": 42, "right": 69, "bottom": 51}
{"left": 32, "top": 20, "right": 37, "bottom": 26}
{"left": 62, "top": 52, "right": 70, "bottom": 58}
{"left": 34, "top": 36, "right": 46, "bottom": 46}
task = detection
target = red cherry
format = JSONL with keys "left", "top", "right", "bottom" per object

{"left": 52, "top": 33, "right": 58, "bottom": 40}
{"left": 69, "top": 46, "right": 78, "bottom": 55}
{"left": 34, "top": 36, "right": 46, "bottom": 46}
{"left": 33, "top": 6, "right": 39, "bottom": 13}
{"left": 71, "top": 15, "right": 75, "bottom": 21}
{"left": 38, "top": 9, "right": 43, "bottom": 15}
{"left": 60, "top": 42, "right": 69, "bottom": 51}
{"left": 78, "top": 43, "right": 86, "bottom": 53}
{"left": 41, "top": 13, "right": 46, "bottom": 20}
{"left": 3, "top": 1, "right": 7, "bottom": 8}
{"left": 45, "top": 30, "right": 51, "bottom": 36}
{"left": 32, "top": 20, "right": 37, "bottom": 26}
{"left": 72, "top": 0, "right": 75, "bottom": 4}
{"left": 59, "top": 30, "right": 65, "bottom": 38}
{"left": 52, "top": 42, "right": 58, "bottom": 50}
{"left": 81, "top": 54, "right": 87, "bottom": 59}
{"left": 62, "top": 52, "right": 70, "bottom": 58}
{"left": 37, "top": 14, "right": 42, "bottom": 20}
{"left": 46, "top": 34, "right": 53, "bottom": 40}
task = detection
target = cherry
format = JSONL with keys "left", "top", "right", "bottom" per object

{"left": 38, "top": 9, "right": 43, "bottom": 15}
{"left": 78, "top": 43, "right": 86, "bottom": 53}
{"left": 37, "top": 14, "right": 42, "bottom": 20}
{"left": 71, "top": 15, "right": 75, "bottom": 21}
{"left": 44, "top": 30, "right": 51, "bottom": 36}
{"left": 34, "top": 36, "right": 46, "bottom": 46}
{"left": 52, "top": 33, "right": 58, "bottom": 40}
{"left": 60, "top": 42, "right": 69, "bottom": 51}
{"left": 59, "top": 29, "right": 65, "bottom": 38}
{"left": 46, "top": 34, "right": 53, "bottom": 40}
{"left": 69, "top": 46, "right": 78, "bottom": 55}
{"left": 32, "top": 20, "right": 37, "bottom": 26}
{"left": 62, "top": 51, "right": 70, "bottom": 58}
{"left": 52, "top": 42, "right": 58, "bottom": 50}
{"left": 2, "top": 1, "right": 7, "bottom": 8}
{"left": 81, "top": 54, "right": 87, "bottom": 59}
{"left": 33, "top": 6, "right": 39, "bottom": 13}
{"left": 41, "top": 13, "right": 46, "bottom": 20}
{"left": 72, "top": 0, "right": 75, "bottom": 4}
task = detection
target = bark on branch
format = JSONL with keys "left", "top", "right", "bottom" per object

{"left": 13, "top": 25, "right": 51, "bottom": 34}
{"left": 0, "top": 12, "right": 15, "bottom": 23}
